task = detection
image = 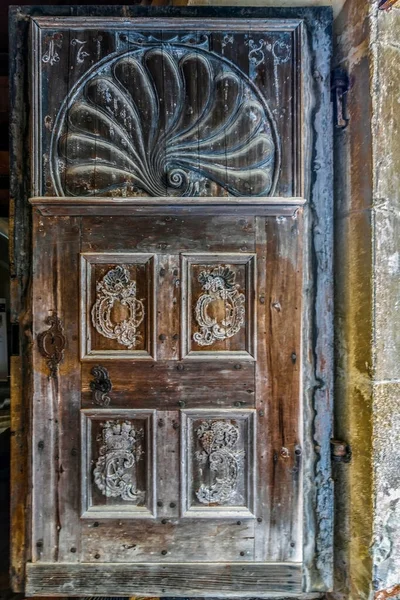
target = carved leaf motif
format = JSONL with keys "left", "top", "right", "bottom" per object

{"left": 91, "top": 266, "right": 144, "bottom": 349}
{"left": 52, "top": 45, "right": 279, "bottom": 197}
{"left": 94, "top": 420, "right": 145, "bottom": 503}
{"left": 193, "top": 266, "right": 245, "bottom": 346}
{"left": 195, "top": 420, "right": 244, "bottom": 505}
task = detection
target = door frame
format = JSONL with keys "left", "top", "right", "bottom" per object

{"left": 9, "top": 5, "right": 333, "bottom": 596}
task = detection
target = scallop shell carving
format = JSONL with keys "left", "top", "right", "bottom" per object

{"left": 52, "top": 46, "right": 280, "bottom": 197}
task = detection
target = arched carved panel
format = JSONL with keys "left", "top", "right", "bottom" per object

{"left": 51, "top": 45, "right": 280, "bottom": 198}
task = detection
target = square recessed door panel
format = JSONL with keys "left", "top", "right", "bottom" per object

{"left": 80, "top": 253, "right": 156, "bottom": 359}
{"left": 181, "top": 253, "right": 256, "bottom": 360}
{"left": 81, "top": 409, "right": 156, "bottom": 519}
{"left": 181, "top": 409, "right": 256, "bottom": 518}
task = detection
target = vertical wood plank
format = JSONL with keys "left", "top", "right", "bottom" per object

{"left": 156, "top": 255, "right": 180, "bottom": 361}
{"left": 254, "top": 216, "right": 269, "bottom": 561}
{"left": 31, "top": 212, "right": 61, "bottom": 561}
{"left": 156, "top": 410, "right": 180, "bottom": 520}
{"left": 31, "top": 213, "right": 81, "bottom": 562}
{"left": 265, "top": 211, "right": 303, "bottom": 562}
{"left": 56, "top": 217, "right": 81, "bottom": 561}
{"left": 10, "top": 355, "right": 29, "bottom": 589}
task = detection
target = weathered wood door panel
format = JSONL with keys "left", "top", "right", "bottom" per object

{"left": 31, "top": 209, "right": 303, "bottom": 569}
{"left": 10, "top": 9, "right": 333, "bottom": 597}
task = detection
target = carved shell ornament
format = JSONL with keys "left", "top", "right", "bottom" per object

{"left": 195, "top": 420, "right": 244, "bottom": 505}
{"left": 193, "top": 266, "right": 245, "bottom": 346}
{"left": 94, "top": 420, "right": 145, "bottom": 503}
{"left": 51, "top": 45, "right": 280, "bottom": 197}
{"left": 91, "top": 266, "right": 144, "bottom": 349}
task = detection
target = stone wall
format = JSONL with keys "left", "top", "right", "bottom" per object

{"left": 333, "top": 1, "right": 400, "bottom": 599}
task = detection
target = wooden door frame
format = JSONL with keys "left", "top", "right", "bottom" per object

{"left": 9, "top": 6, "right": 333, "bottom": 596}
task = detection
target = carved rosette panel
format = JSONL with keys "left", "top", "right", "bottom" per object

{"left": 51, "top": 45, "right": 279, "bottom": 197}
{"left": 91, "top": 266, "right": 144, "bottom": 349}
{"left": 93, "top": 420, "right": 145, "bottom": 503}
{"left": 193, "top": 266, "right": 245, "bottom": 347}
{"left": 195, "top": 420, "right": 244, "bottom": 505}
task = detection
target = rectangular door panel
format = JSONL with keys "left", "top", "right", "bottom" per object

{"left": 31, "top": 18, "right": 304, "bottom": 199}
{"left": 81, "top": 409, "right": 156, "bottom": 519}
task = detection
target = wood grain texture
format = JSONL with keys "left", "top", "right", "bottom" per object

{"left": 264, "top": 212, "right": 304, "bottom": 562}
{"left": 10, "top": 355, "right": 29, "bottom": 590}
{"left": 31, "top": 212, "right": 82, "bottom": 563}
{"left": 25, "top": 562, "right": 302, "bottom": 597}
{"left": 81, "top": 360, "right": 256, "bottom": 409}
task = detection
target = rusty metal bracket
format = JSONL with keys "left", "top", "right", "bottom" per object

{"left": 37, "top": 313, "right": 66, "bottom": 378}
{"left": 90, "top": 365, "right": 112, "bottom": 407}
{"left": 331, "top": 68, "right": 349, "bottom": 129}
{"left": 331, "top": 439, "right": 352, "bottom": 463}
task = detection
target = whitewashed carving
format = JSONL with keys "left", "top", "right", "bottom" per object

{"left": 195, "top": 420, "right": 244, "bottom": 505}
{"left": 91, "top": 266, "right": 144, "bottom": 349}
{"left": 51, "top": 44, "right": 279, "bottom": 197}
{"left": 42, "top": 39, "right": 60, "bottom": 66}
{"left": 94, "top": 420, "right": 145, "bottom": 503}
{"left": 193, "top": 266, "right": 245, "bottom": 346}
{"left": 71, "top": 39, "right": 90, "bottom": 64}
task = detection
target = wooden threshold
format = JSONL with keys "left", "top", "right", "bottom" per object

{"left": 26, "top": 562, "right": 303, "bottom": 597}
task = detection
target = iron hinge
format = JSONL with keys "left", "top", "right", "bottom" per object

{"left": 331, "top": 439, "right": 352, "bottom": 463}
{"left": 331, "top": 67, "right": 349, "bottom": 129}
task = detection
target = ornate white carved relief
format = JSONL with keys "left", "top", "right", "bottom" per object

{"left": 91, "top": 266, "right": 144, "bottom": 349}
{"left": 193, "top": 266, "right": 245, "bottom": 346}
{"left": 51, "top": 44, "right": 279, "bottom": 197}
{"left": 195, "top": 420, "right": 244, "bottom": 505}
{"left": 42, "top": 39, "right": 60, "bottom": 66}
{"left": 71, "top": 39, "right": 90, "bottom": 64}
{"left": 94, "top": 420, "right": 145, "bottom": 503}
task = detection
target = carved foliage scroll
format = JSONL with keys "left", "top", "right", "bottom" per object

{"left": 81, "top": 253, "right": 155, "bottom": 359}
{"left": 181, "top": 253, "right": 256, "bottom": 359}
{"left": 91, "top": 266, "right": 145, "bottom": 349}
{"left": 193, "top": 266, "right": 245, "bottom": 347}
{"left": 81, "top": 410, "right": 155, "bottom": 518}
{"left": 181, "top": 410, "right": 255, "bottom": 518}
{"left": 52, "top": 45, "right": 279, "bottom": 197}
{"left": 94, "top": 420, "right": 145, "bottom": 503}
{"left": 195, "top": 420, "right": 244, "bottom": 505}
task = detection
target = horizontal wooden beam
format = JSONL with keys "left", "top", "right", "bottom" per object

{"left": 32, "top": 16, "right": 304, "bottom": 31}
{"left": 29, "top": 196, "right": 306, "bottom": 217}
{"left": 26, "top": 562, "right": 302, "bottom": 597}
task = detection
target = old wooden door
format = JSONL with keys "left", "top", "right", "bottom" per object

{"left": 10, "top": 9, "right": 334, "bottom": 597}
